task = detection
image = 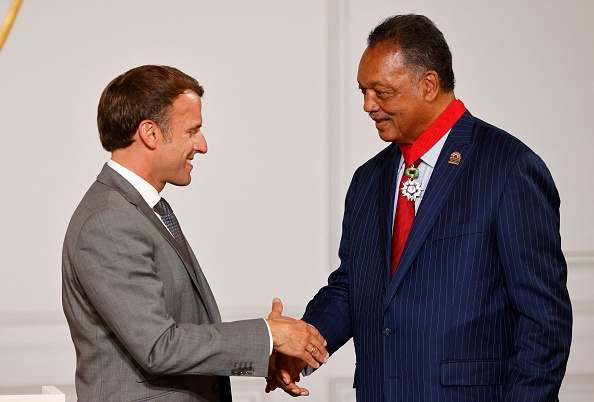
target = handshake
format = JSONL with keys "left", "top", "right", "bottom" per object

{"left": 265, "top": 298, "right": 328, "bottom": 397}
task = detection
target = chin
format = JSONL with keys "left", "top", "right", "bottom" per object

{"left": 170, "top": 178, "right": 192, "bottom": 187}
{"left": 379, "top": 130, "right": 412, "bottom": 145}
{"left": 378, "top": 131, "right": 398, "bottom": 143}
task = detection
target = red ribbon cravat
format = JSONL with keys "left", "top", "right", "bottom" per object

{"left": 390, "top": 99, "right": 466, "bottom": 277}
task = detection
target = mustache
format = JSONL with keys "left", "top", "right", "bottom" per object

{"left": 369, "top": 112, "right": 392, "bottom": 121}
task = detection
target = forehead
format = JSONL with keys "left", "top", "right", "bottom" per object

{"left": 169, "top": 90, "right": 202, "bottom": 123}
{"left": 357, "top": 43, "right": 408, "bottom": 85}
{"left": 172, "top": 90, "right": 202, "bottom": 110}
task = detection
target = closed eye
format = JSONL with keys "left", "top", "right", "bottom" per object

{"left": 187, "top": 126, "right": 202, "bottom": 137}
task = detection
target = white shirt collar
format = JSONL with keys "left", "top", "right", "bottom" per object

{"left": 107, "top": 159, "right": 161, "bottom": 208}
{"left": 420, "top": 130, "right": 450, "bottom": 168}
{"left": 398, "top": 130, "right": 451, "bottom": 169}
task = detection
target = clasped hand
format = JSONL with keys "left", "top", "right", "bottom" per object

{"left": 265, "top": 298, "right": 328, "bottom": 396}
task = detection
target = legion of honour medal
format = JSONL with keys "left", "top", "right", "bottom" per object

{"left": 400, "top": 164, "right": 423, "bottom": 201}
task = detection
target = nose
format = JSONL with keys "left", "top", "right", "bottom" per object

{"left": 194, "top": 131, "right": 208, "bottom": 154}
{"left": 363, "top": 91, "right": 379, "bottom": 113}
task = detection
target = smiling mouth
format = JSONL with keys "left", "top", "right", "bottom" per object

{"left": 374, "top": 119, "right": 391, "bottom": 129}
{"left": 370, "top": 113, "right": 392, "bottom": 129}
{"left": 369, "top": 111, "right": 391, "bottom": 121}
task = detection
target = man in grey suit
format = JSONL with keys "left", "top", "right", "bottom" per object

{"left": 62, "top": 65, "right": 328, "bottom": 401}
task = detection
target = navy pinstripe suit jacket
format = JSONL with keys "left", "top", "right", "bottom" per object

{"left": 303, "top": 111, "right": 572, "bottom": 401}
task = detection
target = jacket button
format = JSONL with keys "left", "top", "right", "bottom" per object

{"left": 383, "top": 327, "right": 392, "bottom": 336}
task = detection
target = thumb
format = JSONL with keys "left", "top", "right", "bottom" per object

{"left": 268, "top": 297, "right": 283, "bottom": 319}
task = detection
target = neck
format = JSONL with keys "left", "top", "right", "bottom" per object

{"left": 398, "top": 95, "right": 466, "bottom": 165}
{"left": 111, "top": 148, "right": 164, "bottom": 192}
{"left": 418, "top": 92, "right": 456, "bottom": 138}
{"left": 398, "top": 92, "right": 456, "bottom": 145}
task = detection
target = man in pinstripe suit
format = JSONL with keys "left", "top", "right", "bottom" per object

{"left": 268, "top": 14, "right": 572, "bottom": 401}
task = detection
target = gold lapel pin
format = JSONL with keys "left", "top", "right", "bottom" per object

{"left": 448, "top": 152, "right": 461, "bottom": 165}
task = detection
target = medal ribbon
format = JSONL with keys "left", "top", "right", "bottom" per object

{"left": 391, "top": 99, "right": 466, "bottom": 277}
{"left": 398, "top": 99, "right": 466, "bottom": 166}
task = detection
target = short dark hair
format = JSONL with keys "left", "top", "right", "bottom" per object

{"left": 97, "top": 65, "right": 204, "bottom": 152}
{"left": 367, "top": 14, "right": 455, "bottom": 92}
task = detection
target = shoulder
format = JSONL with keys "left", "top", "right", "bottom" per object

{"left": 464, "top": 114, "right": 557, "bottom": 198}
{"left": 466, "top": 113, "right": 542, "bottom": 168}
{"left": 471, "top": 114, "right": 527, "bottom": 150}
{"left": 65, "top": 179, "right": 144, "bottom": 244}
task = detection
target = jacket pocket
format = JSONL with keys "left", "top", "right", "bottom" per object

{"left": 431, "top": 222, "right": 483, "bottom": 241}
{"left": 135, "top": 365, "right": 160, "bottom": 383}
{"left": 440, "top": 359, "right": 507, "bottom": 386}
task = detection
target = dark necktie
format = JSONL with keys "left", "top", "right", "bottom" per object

{"left": 154, "top": 197, "right": 192, "bottom": 264}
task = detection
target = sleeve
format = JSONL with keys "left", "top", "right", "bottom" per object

{"left": 72, "top": 208, "right": 271, "bottom": 377}
{"left": 302, "top": 172, "right": 358, "bottom": 355}
{"left": 497, "top": 151, "right": 572, "bottom": 399}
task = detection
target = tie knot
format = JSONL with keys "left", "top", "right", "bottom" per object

{"left": 154, "top": 197, "right": 173, "bottom": 216}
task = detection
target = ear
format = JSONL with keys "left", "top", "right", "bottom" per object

{"left": 137, "top": 120, "right": 159, "bottom": 150}
{"left": 421, "top": 70, "right": 440, "bottom": 101}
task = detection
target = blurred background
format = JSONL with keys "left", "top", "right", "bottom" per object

{"left": 0, "top": 1, "right": 592, "bottom": 400}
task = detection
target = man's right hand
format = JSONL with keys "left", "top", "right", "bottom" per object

{"left": 266, "top": 298, "right": 328, "bottom": 369}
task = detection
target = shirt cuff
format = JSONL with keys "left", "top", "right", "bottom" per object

{"left": 263, "top": 318, "right": 273, "bottom": 355}
{"left": 302, "top": 364, "right": 314, "bottom": 377}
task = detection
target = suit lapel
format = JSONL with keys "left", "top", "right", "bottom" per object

{"left": 97, "top": 164, "right": 219, "bottom": 322}
{"left": 383, "top": 111, "right": 478, "bottom": 312}
{"left": 378, "top": 144, "right": 401, "bottom": 284}
{"left": 186, "top": 245, "right": 222, "bottom": 323}
{"left": 138, "top": 200, "right": 202, "bottom": 286}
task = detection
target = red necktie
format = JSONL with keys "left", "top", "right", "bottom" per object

{"left": 390, "top": 99, "right": 466, "bottom": 277}
{"left": 391, "top": 159, "right": 420, "bottom": 277}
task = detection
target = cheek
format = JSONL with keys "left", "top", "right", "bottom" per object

{"left": 380, "top": 98, "right": 402, "bottom": 115}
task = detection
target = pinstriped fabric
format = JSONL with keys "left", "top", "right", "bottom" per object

{"left": 303, "top": 111, "right": 571, "bottom": 401}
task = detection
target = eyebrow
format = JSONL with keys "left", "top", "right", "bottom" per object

{"left": 358, "top": 82, "right": 393, "bottom": 91}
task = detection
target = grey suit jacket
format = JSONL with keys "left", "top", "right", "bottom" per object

{"left": 62, "top": 164, "right": 270, "bottom": 401}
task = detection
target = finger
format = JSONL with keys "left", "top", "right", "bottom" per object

{"left": 301, "top": 356, "right": 319, "bottom": 369}
{"left": 280, "top": 369, "right": 296, "bottom": 385}
{"left": 277, "top": 373, "right": 309, "bottom": 397}
{"left": 300, "top": 348, "right": 321, "bottom": 369}
{"left": 308, "top": 331, "right": 329, "bottom": 359}
{"left": 296, "top": 342, "right": 324, "bottom": 368}
{"left": 307, "top": 326, "right": 328, "bottom": 347}
{"left": 313, "top": 345, "right": 329, "bottom": 363}
{"left": 288, "top": 385, "right": 309, "bottom": 397}
{"left": 265, "top": 379, "right": 277, "bottom": 393}
{"left": 268, "top": 297, "right": 283, "bottom": 319}
{"left": 306, "top": 342, "right": 329, "bottom": 365}
{"left": 265, "top": 381, "right": 278, "bottom": 393}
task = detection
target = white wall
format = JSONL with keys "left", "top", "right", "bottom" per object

{"left": 0, "top": 1, "right": 592, "bottom": 401}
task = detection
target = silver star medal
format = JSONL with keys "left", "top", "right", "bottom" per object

{"left": 400, "top": 164, "right": 423, "bottom": 201}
